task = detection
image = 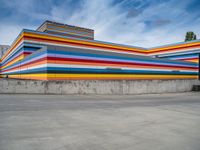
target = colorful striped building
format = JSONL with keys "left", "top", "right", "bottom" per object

{"left": 0, "top": 20, "right": 199, "bottom": 80}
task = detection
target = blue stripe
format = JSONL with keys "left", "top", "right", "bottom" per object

{"left": 160, "top": 53, "right": 199, "bottom": 59}
{"left": 46, "top": 67, "right": 197, "bottom": 75}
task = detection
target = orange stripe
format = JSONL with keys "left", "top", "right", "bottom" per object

{"left": 8, "top": 75, "right": 47, "bottom": 80}
{"left": 148, "top": 41, "right": 200, "bottom": 52}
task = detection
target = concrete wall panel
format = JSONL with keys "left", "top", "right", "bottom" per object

{"left": 0, "top": 79, "right": 199, "bottom": 95}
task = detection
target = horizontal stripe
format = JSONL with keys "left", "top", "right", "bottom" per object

{"left": 7, "top": 74, "right": 198, "bottom": 80}
{"left": 47, "top": 56, "right": 197, "bottom": 69}
{"left": 46, "top": 60, "right": 197, "bottom": 71}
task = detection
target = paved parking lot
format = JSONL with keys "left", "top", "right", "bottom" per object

{"left": 0, "top": 93, "right": 200, "bottom": 150}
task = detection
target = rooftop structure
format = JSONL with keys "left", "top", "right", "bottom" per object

{"left": 37, "top": 20, "right": 94, "bottom": 40}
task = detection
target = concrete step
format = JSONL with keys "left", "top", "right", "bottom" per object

{"left": 192, "top": 85, "right": 200, "bottom": 91}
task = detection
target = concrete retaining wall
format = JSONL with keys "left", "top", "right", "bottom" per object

{"left": 0, "top": 79, "right": 199, "bottom": 94}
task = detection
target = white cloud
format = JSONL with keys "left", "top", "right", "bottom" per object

{"left": 0, "top": 24, "right": 36, "bottom": 46}
{"left": 0, "top": 25, "right": 22, "bottom": 46}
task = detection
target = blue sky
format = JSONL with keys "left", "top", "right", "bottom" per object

{"left": 0, "top": 0, "right": 200, "bottom": 47}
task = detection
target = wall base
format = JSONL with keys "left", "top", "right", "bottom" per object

{"left": 0, "top": 79, "right": 199, "bottom": 94}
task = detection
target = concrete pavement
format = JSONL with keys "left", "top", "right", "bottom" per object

{"left": 0, "top": 93, "right": 200, "bottom": 150}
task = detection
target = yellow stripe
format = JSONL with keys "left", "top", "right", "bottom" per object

{"left": 8, "top": 74, "right": 47, "bottom": 80}
{"left": 50, "top": 74, "right": 197, "bottom": 79}
{"left": 8, "top": 74, "right": 198, "bottom": 79}
{"left": 6, "top": 74, "right": 197, "bottom": 81}
{"left": 182, "top": 59, "right": 199, "bottom": 63}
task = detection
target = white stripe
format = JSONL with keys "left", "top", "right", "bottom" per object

{"left": 47, "top": 63, "right": 197, "bottom": 72}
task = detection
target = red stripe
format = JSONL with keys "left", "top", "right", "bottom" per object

{"left": 179, "top": 58, "right": 198, "bottom": 61}
{"left": 47, "top": 56, "right": 197, "bottom": 70}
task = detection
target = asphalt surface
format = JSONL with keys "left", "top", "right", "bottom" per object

{"left": 0, "top": 93, "right": 200, "bottom": 150}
